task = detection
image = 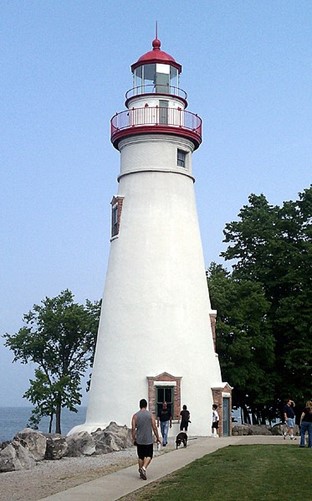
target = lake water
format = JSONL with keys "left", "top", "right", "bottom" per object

{"left": 0, "top": 406, "right": 87, "bottom": 442}
{"left": 0, "top": 407, "right": 245, "bottom": 443}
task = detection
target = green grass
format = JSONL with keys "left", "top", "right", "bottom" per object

{"left": 125, "top": 445, "right": 311, "bottom": 500}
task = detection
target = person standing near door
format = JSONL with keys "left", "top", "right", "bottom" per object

{"left": 212, "top": 404, "right": 220, "bottom": 437}
{"left": 157, "top": 401, "right": 172, "bottom": 446}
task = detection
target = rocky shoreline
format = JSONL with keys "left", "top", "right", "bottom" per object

{"left": 0, "top": 422, "right": 167, "bottom": 501}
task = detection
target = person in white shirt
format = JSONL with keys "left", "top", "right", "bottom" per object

{"left": 212, "top": 404, "right": 219, "bottom": 437}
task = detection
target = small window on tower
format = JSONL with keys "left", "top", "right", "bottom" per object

{"left": 177, "top": 149, "right": 186, "bottom": 167}
{"left": 111, "top": 196, "right": 124, "bottom": 238}
{"left": 112, "top": 205, "right": 118, "bottom": 237}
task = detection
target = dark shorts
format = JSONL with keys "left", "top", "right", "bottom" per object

{"left": 137, "top": 443, "right": 153, "bottom": 460}
{"left": 212, "top": 421, "right": 219, "bottom": 429}
{"left": 180, "top": 421, "right": 189, "bottom": 431}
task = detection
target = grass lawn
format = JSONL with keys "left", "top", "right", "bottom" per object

{"left": 123, "top": 445, "right": 311, "bottom": 500}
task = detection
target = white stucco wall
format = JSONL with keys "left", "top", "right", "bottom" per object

{"left": 68, "top": 132, "right": 223, "bottom": 438}
{"left": 119, "top": 135, "right": 193, "bottom": 177}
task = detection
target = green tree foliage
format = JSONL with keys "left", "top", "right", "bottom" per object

{"left": 207, "top": 263, "right": 275, "bottom": 423}
{"left": 3, "top": 290, "right": 101, "bottom": 434}
{"left": 220, "top": 186, "right": 312, "bottom": 411}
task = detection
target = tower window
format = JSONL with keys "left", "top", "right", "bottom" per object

{"left": 112, "top": 205, "right": 118, "bottom": 236}
{"left": 111, "top": 196, "right": 124, "bottom": 238}
{"left": 177, "top": 149, "right": 186, "bottom": 167}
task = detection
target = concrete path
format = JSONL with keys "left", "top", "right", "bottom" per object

{"left": 40, "top": 435, "right": 294, "bottom": 501}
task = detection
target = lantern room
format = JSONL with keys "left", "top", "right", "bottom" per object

{"left": 126, "top": 38, "right": 187, "bottom": 102}
{"left": 132, "top": 62, "right": 179, "bottom": 95}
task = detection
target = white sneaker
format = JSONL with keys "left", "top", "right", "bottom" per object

{"left": 140, "top": 467, "right": 147, "bottom": 480}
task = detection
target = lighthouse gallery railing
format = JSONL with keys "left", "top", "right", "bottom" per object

{"left": 125, "top": 85, "right": 188, "bottom": 101}
{"left": 111, "top": 107, "right": 202, "bottom": 142}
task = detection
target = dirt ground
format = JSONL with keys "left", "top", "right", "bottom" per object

{"left": 0, "top": 450, "right": 139, "bottom": 501}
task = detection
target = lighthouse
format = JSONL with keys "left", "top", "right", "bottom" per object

{"left": 71, "top": 38, "right": 230, "bottom": 437}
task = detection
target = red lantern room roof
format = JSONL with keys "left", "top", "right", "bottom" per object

{"left": 131, "top": 38, "right": 182, "bottom": 73}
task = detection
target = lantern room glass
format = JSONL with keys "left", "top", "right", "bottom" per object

{"left": 133, "top": 64, "right": 179, "bottom": 96}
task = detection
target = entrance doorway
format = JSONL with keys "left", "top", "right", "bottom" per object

{"left": 156, "top": 386, "right": 173, "bottom": 417}
{"left": 222, "top": 397, "right": 231, "bottom": 436}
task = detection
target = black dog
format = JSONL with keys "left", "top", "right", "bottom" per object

{"left": 175, "top": 432, "right": 188, "bottom": 449}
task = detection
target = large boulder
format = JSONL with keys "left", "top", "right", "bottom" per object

{"left": 44, "top": 434, "right": 68, "bottom": 460}
{"left": 271, "top": 423, "right": 299, "bottom": 436}
{"left": 232, "top": 424, "right": 272, "bottom": 436}
{"left": 232, "top": 424, "right": 252, "bottom": 436}
{"left": 0, "top": 440, "right": 36, "bottom": 472}
{"left": 92, "top": 422, "right": 133, "bottom": 455}
{"left": 65, "top": 431, "right": 96, "bottom": 457}
{"left": 64, "top": 422, "right": 132, "bottom": 457}
{"left": 271, "top": 423, "right": 285, "bottom": 436}
{"left": 14, "top": 428, "right": 47, "bottom": 461}
{"left": 249, "top": 425, "right": 272, "bottom": 435}
{"left": 93, "top": 430, "right": 123, "bottom": 454}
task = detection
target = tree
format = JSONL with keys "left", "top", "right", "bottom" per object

{"left": 207, "top": 263, "right": 275, "bottom": 423}
{"left": 220, "top": 187, "right": 312, "bottom": 408}
{"left": 3, "top": 290, "right": 101, "bottom": 434}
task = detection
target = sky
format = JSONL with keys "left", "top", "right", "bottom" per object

{"left": 1, "top": 0, "right": 311, "bottom": 407}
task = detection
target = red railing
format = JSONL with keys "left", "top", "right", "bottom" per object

{"left": 111, "top": 106, "right": 202, "bottom": 146}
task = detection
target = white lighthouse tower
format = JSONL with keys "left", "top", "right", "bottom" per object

{"left": 72, "top": 38, "right": 228, "bottom": 437}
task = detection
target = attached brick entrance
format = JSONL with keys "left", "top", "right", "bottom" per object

{"left": 147, "top": 372, "right": 181, "bottom": 420}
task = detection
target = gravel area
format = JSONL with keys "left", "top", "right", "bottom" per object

{"left": 0, "top": 447, "right": 141, "bottom": 501}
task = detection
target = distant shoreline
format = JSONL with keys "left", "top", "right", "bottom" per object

{"left": 0, "top": 407, "right": 87, "bottom": 442}
{"left": 0, "top": 405, "right": 87, "bottom": 408}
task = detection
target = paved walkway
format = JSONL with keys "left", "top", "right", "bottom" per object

{"left": 40, "top": 435, "right": 293, "bottom": 501}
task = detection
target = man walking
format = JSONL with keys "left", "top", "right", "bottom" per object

{"left": 283, "top": 399, "right": 296, "bottom": 440}
{"left": 157, "top": 401, "right": 172, "bottom": 446}
{"left": 132, "top": 398, "right": 161, "bottom": 480}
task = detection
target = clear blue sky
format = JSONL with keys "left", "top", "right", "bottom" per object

{"left": 1, "top": 1, "right": 311, "bottom": 406}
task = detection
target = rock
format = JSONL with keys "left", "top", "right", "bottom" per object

{"left": 92, "top": 422, "right": 133, "bottom": 455}
{"left": 271, "top": 423, "right": 299, "bottom": 436}
{"left": 0, "top": 440, "right": 36, "bottom": 472}
{"left": 93, "top": 430, "right": 123, "bottom": 454}
{"left": 232, "top": 424, "right": 272, "bottom": 436}
{"left": 1, "top": 421, "right": 134, "bottom": 464}
{"left": 64, "top": 422, "right": 133, "bottom": 457}
{"left": 105, "top": 422, "right": 133, "bottom": 447}
{"left": 14, "top": 428, "right": 47, "bottom": 461}
{"left": 0, "top": 422, "right": 133, "bottom": 466}
{"left": 232, "top": 424, "right": 252, "bottom": 436}
{"left": 0, "top": 441, "right": 10, "bottom": 450}
{"left": 44, "top": 434, "right": 68, "bottom": 460}
{"left": 65, "top": 431, "right": 96, "bottom": 457}
{"left": 271, "top": 423, "right": 284, "bottom": 435}
{"left": 249, "top": 425, "right": 272, "bottom": 435}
